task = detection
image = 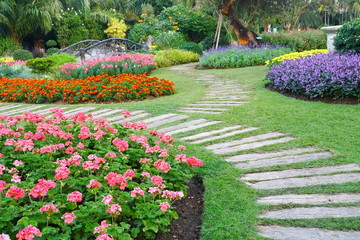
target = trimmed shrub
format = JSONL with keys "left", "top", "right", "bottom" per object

{"left": 334, "top": 18, "right": 360, "bottom": 53}
{"left": 179, "top": 42, "right": 203, "bottom": 55}
{"left": 46, "top": 53, "right": 77, "bottom": 68}
{"left": 12, "top": 49, "right": 33, "bottom": 61}
{"left": 155, "top": 49, "right": 199, "bottom": 68}
{"left": 199, "top": 45, "right": 292, "bottom": 69}
{"left": 265, "top": 49, "right": 328, "bottom": 67}
{"left": 260, "top": 30, "right": 326, "bottom": 51}
{"left": 26, "top": 58, "right": 55, "bottom": 73}
{"left": 46, "top": 40, "right": 58, "bottom": 47}
{"left": 46, "top": 47, "right": 60, "bottom": 56}
{"left": 267, "top": 53, "right": 360, "bottom": 99}
{"left": 0, "top": 38, "right": 21, "bottom": 56}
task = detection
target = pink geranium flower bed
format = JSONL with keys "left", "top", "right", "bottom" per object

{"left": 0, "top": 109, "right": 203, "bottom": 240}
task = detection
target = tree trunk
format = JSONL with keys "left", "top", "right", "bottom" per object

{"left": 219, "top": 0, "right": 259, "bottom": 45}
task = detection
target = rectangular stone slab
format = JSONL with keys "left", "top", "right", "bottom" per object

{"left": 32, "top": 107, "right": 68, "bottom": 115}
{"left": 147, "top": 115, "right": 189, "bottom": 129}
{"left": 88, "top": 108, "right": 113, "bottom": 116}
{"left": 258, "top": 225, "right": 360, "bottom": 240}
{"left": 213, "top": 137, "right": 295, "bottom": 154}
{"left": 194, "top": 101, "right": 247, "bottom": 104}
{"left": 248, "top": 172, "right": 360, "bottom": 189}
{"left": 63, "top": 107, "right": 96, "bottom": 116}
{"left": 93, "top": 109, "right": 124, "bottom": 118}
{"left": 166, "top": 121, "right": 222, "bottom": 135}
{"left": 225, "top": 147, "right": 319, "bottom": 163}
{"left": 142, "top": 114, "right": 178, "bottom": 124}
{"left": 259, "top": 207, "right": 360, "bottom": 219}
{"left": 180, "top": 107, "right": 228, "bottom": 111}
{"left": 112, "top": 113, "right": 149, "bottom": 123}
{"left": 181, "top": 125, "right": 244, "bottom": 141}
{"left": 191, "top": 127, "right": 259, "bottom": 144}
{"left": 157, "top": 119, "right": 208, "bottom": 132}
{"left": 1, "top": 105, "right": 44, "bottom": 115}
{"left": 0, "top": 104, "right": 24, "bottom": 112}
{"left": 178, "top": 110, "right": 222, "bottom": 114}
{"left": 241, "top": 163, "right": 356, "bottom": 181}
{"left": 257, "top": 193, "right": 360, "bottom": 205}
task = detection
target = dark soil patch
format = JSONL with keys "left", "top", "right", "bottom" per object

{"left": 266, "top": 83, "right": 360, "bottom": 105}
{"left": 156, "top": 176, "right": 204, "bottom": 240}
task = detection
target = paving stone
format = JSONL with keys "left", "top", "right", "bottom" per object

{"left": 157, "top": 119, "right": 208, "bottom": 132}
{"left": 93, "top": 109, "right": 124, "bottom": 118}
{"left": 248, "top": 172, "right": 360, "bottom": 190}
{"left": 235, "top": 152, "right": 333, "bottom": 170}
{"left": 189, "top": 103, "right": 245, "bottom": 107}
{"left": 180, "top": 107, "right": 228, "bottom": 111}
{"left": 214, "top": 137, "right": 295, "bottom": 154}
{"left": 259, "top": 207, "right": 360, "bottom": 219}
{"left": 88, "top": 108, "right": 113, "bottom": 116}
{"left": 63, "top": 107, "right": 96, "bottom": 116}
{"left": 166, "top": 121, "right": 222, "bottom": 135}
{"left": 112, "top": 113, "right": 149, "bottom": 123}
{"left": 225, "top": 147, "right": 319, "bottom": 163}
{"left": 0, "top": 104, "right": 24, "bottom": 112}
{"left": 204, "top": 96, "right": 250, "bottom": 100}
{"left": 193, "top": 101, "right": 247, "bottom": 104}
{"left": 258, "top": 225, "right": 360, "bottom": 240}
{"left": 257, "top": 193, "right": 360, "bottom": 205}
{"left": 241, "top": 163, "right": 357, "bottom": 181}
{"left": 147, "top": 115, "right": 189, "bottom": 129}
{"left": 32, "top": 107, "right": 67, "bottom": 115}
{"left": 191, "top": 127, "right": 259, "bottom": 144}
{"left": 181, "top": 125, "right": 244, "bottom": 141}
{"left": 178, "top": 110, "right": 222, "bottom": 114}
{"left": 206, "top": 132, "right": 286, "bottom": 150}
{"left": 143, "top": 114, "right": 178, "bottom": 124}
{"left": 1, "top": 105, "right": 44, "bottom": 116}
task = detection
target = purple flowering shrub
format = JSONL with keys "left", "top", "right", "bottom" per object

{"left": 267, "top": 53, "right": 360, "bottom": 99}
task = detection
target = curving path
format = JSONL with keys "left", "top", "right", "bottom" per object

{"left": 1, "top": 63, "right": 359, "bottom": 239}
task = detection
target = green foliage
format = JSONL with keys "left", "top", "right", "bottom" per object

{"left": 46, "top": 48, "right": 59, "bottom": 56}
{"left": 0, "top": 63, "right": 35, "bottom": 79}
{"left": 128, "top": 23, "right": 157, "bottom": 43}
{"left": 12, "top": 49, "right": 33, "bottom": 61}
{"left": 104, "top": 18, "right": 127, "bottom": 39}
{"left": 45, "top": 53, "right": 77, "bottom": 68}
{"left": 46, "top": 40, "right": 58, "bottom": 47}
{"left": 155, "top": 49, "right": 199, "bottom": 68}
{"left": 154, "top": 32, "right": 187, "bottom": 49}
{"left": 179, "top": 42, "right": 203, "bottom": 55}
{"left": 260, "top": 30, "right": 327, "bottom": 51}
{"left": 334, "top": 18, "right": 360, "bottom": 53}
{"left": 0, "top": 38, "right": 21, "bottom": 56}
{"left": 200, "top": 33, "right": 230, "bottom": 50}
{"left": 26, "top": 58, "right": 55, "bottom": 73}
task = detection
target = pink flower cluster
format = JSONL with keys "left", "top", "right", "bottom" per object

{"left": 16, "top": 225, "right": 42, "bottom": 240}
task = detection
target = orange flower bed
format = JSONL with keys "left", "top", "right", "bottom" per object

{"left": 0, "top": 73, "right": 175, "bottom": 104}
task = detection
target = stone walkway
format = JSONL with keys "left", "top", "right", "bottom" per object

{"left": 1, "top": 63, "right": 359, "bottom": 239}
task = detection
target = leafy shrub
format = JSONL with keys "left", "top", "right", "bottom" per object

{"left": 0, "top": 108, "right": 202, "bottom": 239}
{"left": 154, "top": 32, "right": 187, "bottom": 49}
{"left": 104, "top": 18, "right": 127, "bottom": 38}
{"left": 55, "top": 54, "right": 154, "bottom": 80}
{"left": 267, "top": 53, "right": 360, "bottom": 99}
{"left": 46, "top": 53, "right": 77, "bottom": 68}
{"left": 128, "top": 23, "right": 157, "bottom": 43}
{"left": 199, "top": 45, "right": 292, "bottom": 69}
{"left": 155, "top": 49, "right": 199, "bottom": 68}
{"left": 0, "top": 73, "right": 174, "bottom": 104}
{"left": 260, "top": 30, "right": 326, "bottom": 51}
{"left": 0, "top": 62, "right": 35, "bottom": 78}
{"left": 200, "top": 33, "right": 230, "bottom": 50}
{"left": 46, "top": 40, "right": 58, "bottom": 47}
{"left": 26, "top": 58, "right": 56, "bottom": 73}
{"left": 12, "top": 49, "right": 33, "bottom": 61}
{"left": 334, "top": 18, "right": 360, "bottom": 53}
{"left": 179, "top": 42, "right": 203, "bottom": 55}
{"left": 0, "top": 38, "right": 21, "bottom": 56}
{"left": 265, "top": 49, "right": 328, "bottom": 67}
{"left": 0, "top": 56, "right": 14, "bottom": 63}
{"left": 46, "top": 47, "right": 59, "bottom": 56}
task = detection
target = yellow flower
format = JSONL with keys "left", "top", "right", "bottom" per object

{"left": 138, "top": 19, "right": 144, "bottom": 23}
{"left": 178, "top": 12, "right": 182, "bottom": 15}
{"left": 141, "top": 13, "right": 148, "bottom": 17}
{"left": 172, "top": 22, "right": 178, "bottom": 25}
{"left": 266, "top": 49, "right": 328, "bottom": 66}
{"left": 169, "top": 16, "right": 173, "bottom": 20}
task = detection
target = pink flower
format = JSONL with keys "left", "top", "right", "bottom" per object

{"left": 62, "top": 212, "right": 76, "bottom": 224}
{"left": 159, "top": 149, "right": 169, "bottom": 158}
{"left": 0, "top": 180, "right": 7, "bottom": 192}
{"left": 178, "top": 145, "right": 186, "bottom": 150}
{"left": 6, "top": 186, "right": 25, "bottom": 199}
{"left": 141, "top": 172, "right": 150, "bottom": 178}
{"left": 29, "top": 179, "right": 56, "bottom": 198}
{"left": 104, "top": 172, "right": 127, "bottom": 189}
{"left": 11, "top": 174, "right": 21, "bottom": 183}
{"left": 130, "top": 188, "right": 145, "bottom": 197}
{"left": 13, "top": 160, "right": 23, "bottom": 167}
{"left": 186, "top": 156, "right": 204, "bottom": 167}
{"left": 124, "top": 170, "right": 135, "bottom": 178}
{"left": 112, "top": 138, "right": 129, "bottom": 152}
{"left": 67, "top": 191, "right": 83, "bottom": 203}
{"left": 87, "top": 179, "right": 102, "bottom": 188}
{"left": 40, "top": 204, "right": 58, "bottom": 213}
{"left": 151, "top": 176, "right": 163, "bottom": 186}
{"left": 55, "top": 166, "right": 70, "bottom": 180}
{"left": 102, "top": 195, "right": 113, "bottom": 205}
{"left": 154, "top": 159, "right": 171, "bottom": 173}
{"left": 96, "top": 234, "right": 114, "bottom": 240}
{"left": 162, "top": 190, "right": 184, "bottom": 200}
{"left": 82, "top": 161, "right": 100, "bottom": 171}
{"left": 159, "top": 202, "right": 171, "bottom": 212}
{"left": 139, "top": 158, "right": 150, "bottom": 164}
{"left": 148, "top": 187, "right": 162, "bottom": 195}
{"left": 76, "top": 142, "right": 84, "bottom": 149}
{"left": 0, "top": 164, "right": 5, "bottom": 175}
{"left": 105, "top": 152, "right": 116, "bottom": 159}
{"left": 0, "top": 234, "right": 10, "bottom": 240}
{"left": 16, "top": 225, "right": 42, "bottom": 240}
{"left": 106, "top": 204, "right": 122, "bottom": 215}
{"left": 121, "top": 110, "right": 131, "bottom": 117}
{"left": 93, "top": 220, "right": 110, "bottom": 234}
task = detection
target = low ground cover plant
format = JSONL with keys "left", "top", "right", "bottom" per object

{"left": 155, "top": 49, "right": 199, "bottom": 68}
{"left": 0, "top": 109, "right": 203, "bottom": 239}
{"left": 0, "top": 73, "right": 175, "bottom": 104}
{"left": 55, "top": 54, "right": 155, "bottom": 80}
{"left": 0, "top": 61, "right": 35, "bottom": 79}
{"left": 260, "top": 30, "right": 326, "bottom": 51}
{"left": 265, "top": 49, "right": 328, "bottom": 67}
{"left": 267, "top": 52, "right": 360, "bottom": 99}
{"left": 199, "top": 45, "right": 292, "bottom": 69}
